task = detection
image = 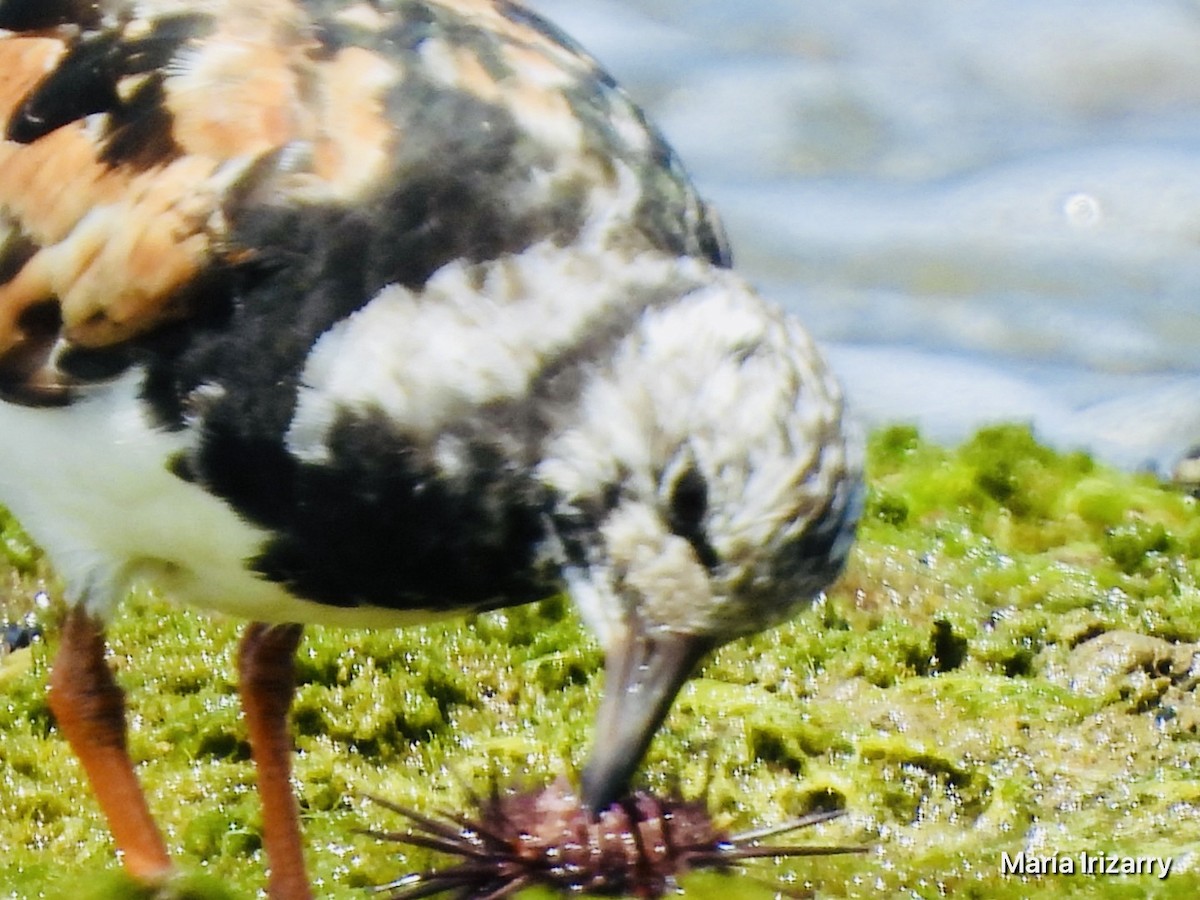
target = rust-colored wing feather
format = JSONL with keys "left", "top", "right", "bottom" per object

{"left": 0, "top": 0, "right": 728, "bottom": 405}
{"left": 0, "top": 1, "right": 390, "bottom": 397}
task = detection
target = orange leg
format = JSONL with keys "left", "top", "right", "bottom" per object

{"left": 47, "top": 606, "right": 172, "bottom": 882}
{"left": 238, "top": 622, "right": 312, "bottom": 900}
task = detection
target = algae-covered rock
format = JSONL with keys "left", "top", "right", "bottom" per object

{"left": 1055, "top": 631, "right": 1199, "bottom": 702}
{"left": 5, "top": 425, "right": 1200, "bottom": 897}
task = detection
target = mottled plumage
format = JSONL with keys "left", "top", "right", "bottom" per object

{"left": 0, "top": 1, "right": 861, "bottom": 897}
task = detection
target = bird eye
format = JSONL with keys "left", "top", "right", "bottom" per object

{"left": 667, "top": 467, "right": 720, "bottom": 570}
{"left": 602, "top": 481, "right": 622, "bottom": 511}
{"left": 667, "top": 467, "right": 708, "bottom": 535}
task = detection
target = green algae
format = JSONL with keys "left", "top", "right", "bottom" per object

{"left": 4, "top": 425, "right": 1200, "bottom": 897}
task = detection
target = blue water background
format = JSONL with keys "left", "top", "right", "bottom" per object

{"left": 530, "top": 0, "right": 1200, "bottom": 471}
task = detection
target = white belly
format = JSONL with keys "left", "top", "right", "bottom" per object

{"left": 0, "top": 372, "right": 434, "bottom": 628}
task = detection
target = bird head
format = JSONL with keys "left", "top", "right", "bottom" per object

{"left": 536, "top": 270, "right": 862, "bottom": 813}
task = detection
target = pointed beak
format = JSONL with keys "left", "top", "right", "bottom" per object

{"left": 580, "top": 625, "right": 711, "bottom": 814}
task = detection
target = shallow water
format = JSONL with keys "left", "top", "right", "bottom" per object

{"left": 529, "top": 0, "right": 1200, "bottom": 471}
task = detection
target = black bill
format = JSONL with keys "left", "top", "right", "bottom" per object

{"left": 580, "top": 625, "right": 711, "bottom": 813}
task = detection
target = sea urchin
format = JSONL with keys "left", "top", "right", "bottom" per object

{"left": 363, "top": 778, "right": 863, "bottom": 899}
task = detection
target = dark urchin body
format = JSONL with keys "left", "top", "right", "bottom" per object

{"left": 366, "top": 780, "right": 863, "bottom": 899}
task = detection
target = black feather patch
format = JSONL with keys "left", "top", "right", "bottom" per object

{"left": 0, "top": 229, "right": 37, "bottom": 286}
{"left": 0, "top": 0, "right": 100, "bottom": 32}
{"left": 54, "top": 344, "right": 135, "bottom": 383}
{"left": 118, "top": 13, "right": 212, "bottom": 74}
{"left": 6, "top": 14, "right": 208, "bottom": 145}
{"left": 99, "top": 75, "right": 181, "bottom": 169}
{"left": 248, "top": 409, "right": 554, "bottom": 611}
{"left": 6, "top": 33, "right": 121, "bottom": 143}
{"left": 0, "top": 301, "right": 68, "bottom": 407}
{"left": 772, "top": 481, "right": 863, "bottom": 595}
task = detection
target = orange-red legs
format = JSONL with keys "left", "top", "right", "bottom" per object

{"left": 238, "top": 621, "right": 312, "bottom": 900}
{"left": 47, "top": 606, "right": 173, "bottom": 882}
{"left": 49, "top": 612, "right": 311, "bottom": 899}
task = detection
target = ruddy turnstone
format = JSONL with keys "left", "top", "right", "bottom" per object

{"left": 0, "top": 0, "right": 861, "bottom": 896}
